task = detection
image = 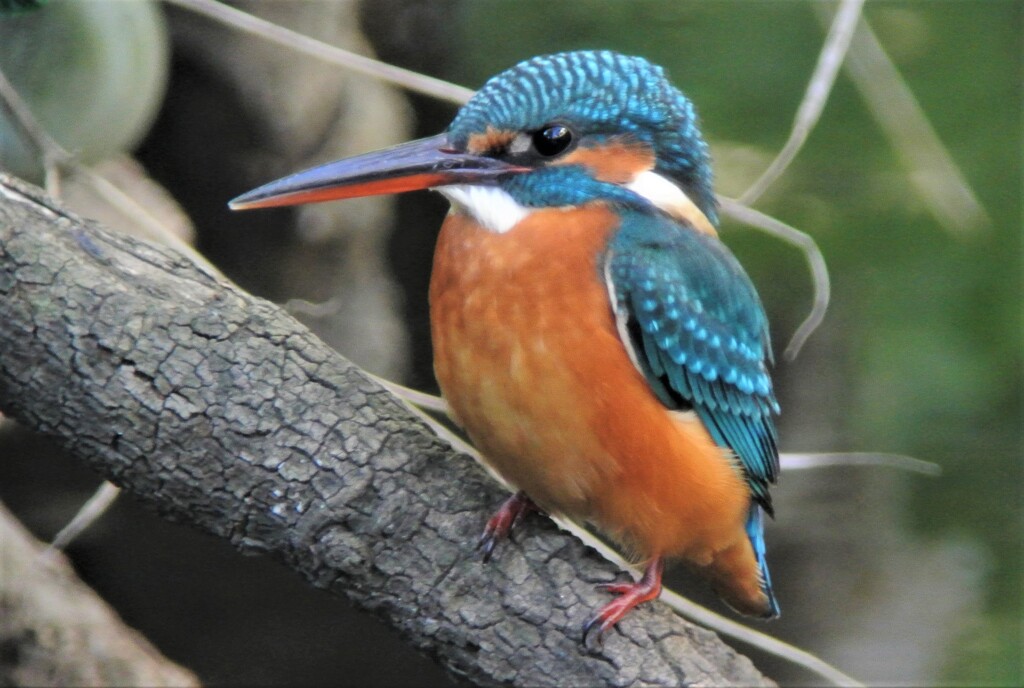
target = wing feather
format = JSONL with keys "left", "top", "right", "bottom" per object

{"left": 607, "top": 212, "right": 780, "bottom": 511}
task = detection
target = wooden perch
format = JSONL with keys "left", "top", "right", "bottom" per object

{"left": 0, "top": 502, "right": 199, "bottom": 686}
{"left": 0, "top": 173, "right": 770, "bottom": 687}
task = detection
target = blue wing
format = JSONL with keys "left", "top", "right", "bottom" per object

{"left": 607, "top": 211, "right": 780, "bottom": 512}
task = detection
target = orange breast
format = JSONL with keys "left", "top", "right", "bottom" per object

{"left": 429, "top": 205, "right": 752, "bottom": 563}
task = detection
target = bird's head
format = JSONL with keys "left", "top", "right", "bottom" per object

{"left": 231, "top": 50, "right": 716, "bottom": 231}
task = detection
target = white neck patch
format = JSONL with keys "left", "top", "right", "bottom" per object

{"left": 625, "top": 171, "right": 716, "bottom": 235}
{"left": 436, "top": 185, "right": 533, "bottom": 234}
{"left": 436, "top": 172, "right": 714, "bottom": 236}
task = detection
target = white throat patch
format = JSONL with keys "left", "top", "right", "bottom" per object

{"left": 436, "top": 172, "right": 714, "bottom": 236}
{"left": 625, "top": 171, "right": 716, "bottom": 235}
{"left": 437, "top": 185, "right": 533, "bottom": 234}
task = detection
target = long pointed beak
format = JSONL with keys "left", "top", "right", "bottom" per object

{"left": 229, "top": 133, "right": 526, "bottom": 210}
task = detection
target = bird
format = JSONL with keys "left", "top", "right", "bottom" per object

{"left": 230, "top": 50, "right": 781, "bottom": 647}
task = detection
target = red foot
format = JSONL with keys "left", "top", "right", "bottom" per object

{"left": 583, "top": 558, "right": 664, "bottom": 651}
{"left": 478, "top": 491, "right": 536, "bottom": 562}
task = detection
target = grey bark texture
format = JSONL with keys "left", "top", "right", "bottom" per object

{"left": 0, "top": 503, "right": 200, "bottom": 687}
{"left": 0, "top": 173, "right": 771, "bottom": 687}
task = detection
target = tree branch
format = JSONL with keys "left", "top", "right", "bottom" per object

{"left": 0, "top": 502, "right": 199, "bottom": 686}
{"left": 0, "top": 173, "right": 770, "bottom": 687}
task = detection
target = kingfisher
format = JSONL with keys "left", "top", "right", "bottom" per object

{"left": 230, "top": 50, "right": 780, "bottom": 645}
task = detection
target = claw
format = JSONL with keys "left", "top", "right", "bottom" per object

{"left": 581, "top": 614, "right": 610, "bottom": 653}
{"left": 594, "top": 580, "right": 638, "bottom": 596}
{"left": 477, "top": 530, "right": 498, "bottom": 562}
{"left": 477, "top": 491, "right": 535, "bottom": 563}
{"left": 581, "top": 558, "right": 664, "bottom": 650}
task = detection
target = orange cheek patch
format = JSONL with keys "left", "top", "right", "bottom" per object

{"left": 558, "top": 140, "right": 656, "bottom": 184}
{"left": 467, "top": 127, "right": 516, "bottom": 156}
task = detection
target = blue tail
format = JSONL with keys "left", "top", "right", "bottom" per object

{"left": 746, "top": 504, "right": 780, "bottom": 618}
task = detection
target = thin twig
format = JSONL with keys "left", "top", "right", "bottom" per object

{"left": 0, "top": 63, "right": 69, "bottom": 197}
{"left": 718, "top": 196, "right": 830, "bottom": 360}
{"left": 77, "top": 170, "right": 223, "bottom": 279}
{"left": 367, "top": 373, "right": 450, "bottom": 415}
{"left": 0, "top": 62, "right": 221, "bottom": 279}
{"left": 833, "top": 9, "right": 989, "bottom": 232}
{"left": 655, "top": 584, "right": 864, "bottom": 687}
{"left": 548, "top": 513, "right": 865, "bottom": 688}
{"left": 284, "top": 296, "right": 345, "bottom": 319}
{"left": 740, "top": 0, "right": 866, "bottom": 205}
{"left": 166, "top": 0, "right": 476, "bottom": 105}
{"left": 43, "top": 481, "right": 122, "bottom": 555}
{"left": 780, "top": 452, "right": 941, "bottom": 476}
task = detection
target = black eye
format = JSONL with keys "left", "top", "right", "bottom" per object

{"left": 532, "top": 124, "right": 573, "bottom": 157}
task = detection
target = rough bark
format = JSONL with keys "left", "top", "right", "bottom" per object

{"left": 0, "top": 173, "right": 771, "bottom": 687}
{"left": 0, "top": 503, "right": 200, "bottom": 687}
